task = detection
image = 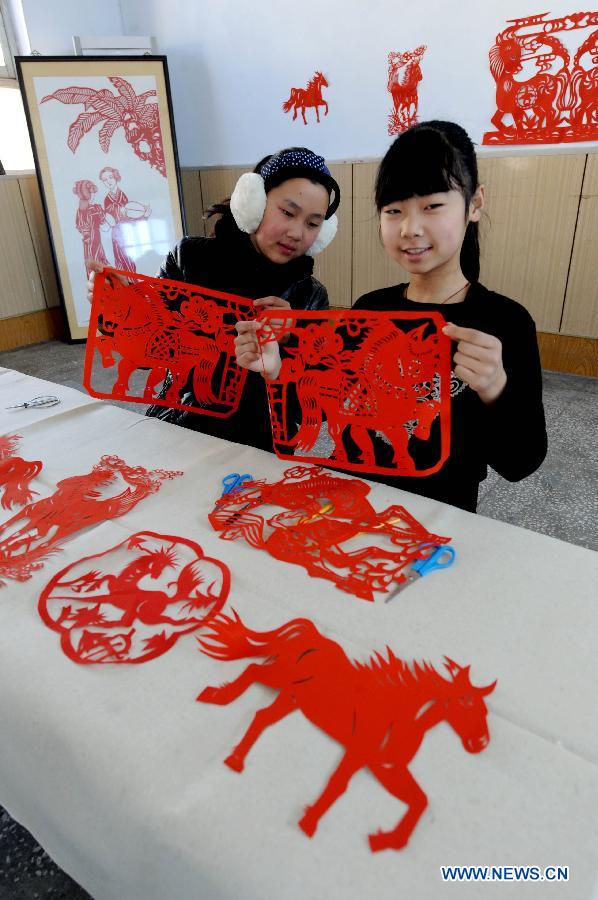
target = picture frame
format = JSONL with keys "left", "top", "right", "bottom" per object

{"left": 16, "top": 55, "right": 185, "bottom": 340}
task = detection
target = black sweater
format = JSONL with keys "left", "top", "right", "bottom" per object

{"left": 146, "top": 213, "right": 328, "bottom": 450}
{"left": 352, "top": 282, "right": 548, "bottom": 511}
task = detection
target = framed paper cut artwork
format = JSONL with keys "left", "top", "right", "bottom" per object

{"left": 16, "top": 55, "right": 185, "bottom": 339}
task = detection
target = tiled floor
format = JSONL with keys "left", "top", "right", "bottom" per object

{"left": 0, "top": 340, "right": 596, "bottom": 899}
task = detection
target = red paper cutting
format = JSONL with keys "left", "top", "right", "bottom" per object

{"left": 0, "top": 435, "right": 42, "bottom": 511}
{"left": 0, "top": 455, "right": 182, "bottom": 585}
{"left": 258, "top": 309, "right": 451, "bottom": 476}
{"left": 198, "top": 611, "right": 496, "bottom": 851}
{"left": 282, "top": 71, "right": 329, "bottom": 124}
{"left": 39, "top": 531, "right": 229, "bottom": 663}
{"left": 387, "top": 46, "right": 427, "bottom": 135}
{"left": 209, "top": 465, "right": 451, "bottom": 601}
{"left": 84, "top": 269, "right": 254, "bottom": 412}
{"left": 483, "top": 11, "right": 598, "bottom": 145}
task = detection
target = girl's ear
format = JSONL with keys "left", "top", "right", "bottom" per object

{"left": 469, "top": 185, "right": 485, "bottom": 223}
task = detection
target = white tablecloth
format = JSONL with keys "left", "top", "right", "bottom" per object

{"left": 0, "top": 366, "right": 596, "bottom": 899}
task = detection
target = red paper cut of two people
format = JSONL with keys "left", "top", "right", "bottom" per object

{"left": 39, "top": 531, "right": 230, "bottom": 664}
{"left": 209, "top": 465, "right": 450, "bottom": 601}
{"left": 0, "top": 435, "right": 42, "bottom": 511}
{"left": 198, "top": 611, "right": 496, "bottom": 852}
{"left": 0, "top": 455, "right": 181, "bottom": 585}
{"left": 84, "top": 268, "right": 254, "bottom": 416}
{"left": 258, "top": 309, "right": 452, "bottom": 477}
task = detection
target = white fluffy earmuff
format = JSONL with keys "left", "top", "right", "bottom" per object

{"left": 305, "top": 213, "right": 338, "bottom": 256}
{"left": 229, "top": 173, "right": 267, "bottom": 234}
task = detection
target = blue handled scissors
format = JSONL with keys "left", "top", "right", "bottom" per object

{"left": 385, "top": 543, "right": 456, "bottom": 602}
{"left": 221, "top": 472, "right": 253, "bottom": 496}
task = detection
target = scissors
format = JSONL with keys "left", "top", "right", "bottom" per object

{"left": 6, "top": 395, "right": 61, "bottom": 410}
{"left": 221, "top": 472, "right": 253, "bottom": 496}
{"left": 385, "top": 543, "right": 456, "bottom": 602}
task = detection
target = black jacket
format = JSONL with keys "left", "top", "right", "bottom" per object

{"left": 146, "top": 212, "right": 328, "bottom": 450}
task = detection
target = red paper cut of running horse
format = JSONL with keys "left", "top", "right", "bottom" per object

{"left": 198, "top": 611, "right": 496, "bottom": 851}
{"left": 209, "top": 465, "right": 450, "bottom": 601}
{"left": 0, "top": 455, "right": 181, "bottom": 585}
{"left": 39, "top": 531, "right": 229, "bottom": 664}
{"left": 282, "top": 71, "right": 329, "bottom": 124}
{"left": 41, "top": 76, "right": 167, "bottom": 176}
{"left": 258, "top": 309, "right": 451, "bottom": 476}
{"left": 387, "top": 46, "right": 426, "bottom": 135}
{"left": 483, "top": 11, "right": 598, "bottom": 145}
{"left": 84, "top": 269, "right": 254, "bottom": 414}
{"left": 0, "top": 435, "right": 42, "bottom": 511}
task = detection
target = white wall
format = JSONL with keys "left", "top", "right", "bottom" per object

{"left": 15, "top": 0, "right": 124, "bottom": 55}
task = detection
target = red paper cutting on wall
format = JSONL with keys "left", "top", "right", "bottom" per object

{"left": 39, "top": 531, "right": 229, "bottom": 663}
{"left": 0, "top": 435, "right": 43, "bottom": 511}
{"left": 282, "top": 71, "right": 329, "bottom": 124}
{"left": 209, "top": 465, "right": 450, "bottom": 601}
{"left": 0, "top": 455, "right": 181, "bottom": 585}
{"left": 257, "top": 309, "right": 451, "bottom": 476}
{"left": 198, "top": 611, "right": 496, "bottom": 851}
{"left": 387, "top": 46, "right": 427, "bottom": 135}
{"left": 483, "top": 11, "right": 598, "bottom": 145}
{"left": 84, "top": 269, "right": 254, "bottom": 413}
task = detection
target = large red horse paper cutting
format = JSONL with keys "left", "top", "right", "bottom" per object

{"left": 198, "top": 612, "right": 496, "bottom": 851}
{"left": 387, "top": 46, "right": 427, "bottom": 135}
{"left": 0, "top": 435, "right": 42, "bottom": 511}
{"left": 39, "top": 531, "right": 229, "bottom": 663}
{"left": 84, "top": 269, "right": 254, "bottom": 413}
{"left": 483, "top": 11, "right": 598, "bottom": 144}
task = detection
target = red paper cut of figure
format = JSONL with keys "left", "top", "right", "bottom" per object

{"left": 99, "top": 166, "right": 151, "bottom": 272}
{"left": 198, "top": 611, "right": 496, "bottom": 851}
{"left": 0, "top": 435, "right": 42, "bottom": 511}
{"left": 41, "top": 77, "right": 167, "bottom": 176}
{"left": 73, "top": 180, "right": 110, "bottom": 276}
{"left": 282, "top": 71, "right": 329, "bottom": 124}
{"left": 84, "top": 268, "right": 254, "bottom": 411}
{"left": 483, "top": 11, "right": 598, "bottom": 145}
{"left": 0, "top": 455, "right": 181, "bottom": 585}
{"left": 257, "top": 309, "right": 451, "bottom": 476}
{"left": 387, "top": 46, "right": 427, "bottom": 135}
{"left": 39, "top": 531, "right": 229, "bottom": 664}
{"left": 209, "top": 465, "right": 451, "bottom": 601}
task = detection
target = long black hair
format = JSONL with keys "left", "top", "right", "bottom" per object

{"left": 375, "top": 121, "right": 480, "bottom": 283}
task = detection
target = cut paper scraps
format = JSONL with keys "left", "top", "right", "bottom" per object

{"left": 483, "top": 11, "right": 598, "bottom": 145}
{"left": 258, "top": 309, "right": 451, "bottom": 476}
{"left": 0, "top": 435, "right": 42, "bottom": 511}
{"left": 209, "top": 465, "right": 450, "bottom": 601}
{"left": 387, "top": 46, "right": 427, "bottom": 135}
{"left": 39, "top": 531, "right": 229, "bottom": 663}
{"left": 198, "top": 611, "right": 496, "bottom": 852}
{"left": 282, "top": 71, "right": 329, "bottom": 124}
{"left": 0, "top": 455, "right": 181, "bottom": 585}
{"left": 84, "top": 268, "right": 254, "bottom": 414}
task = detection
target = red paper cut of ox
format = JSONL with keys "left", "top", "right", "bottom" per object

{"left": 387, "top": 46, "right": 427, "bottom": 135}
{"left": 483, "top": 11, "right": 598, "bottom": 145}
{"left": 282, "top": 71, "right": 329, "bottom": 124}
{"left": 209, "top": 465, "right": 450, "bottom": 601}
{"left": 0, "top": 455, "right": 182, "bottom": 585}
{"left": 39, "top": 531, "right": 230, "bottom": 664}
{"left": 84, "top": 269, "right": 254, "bottom": 415}
{"left": 258, "top": 309, "right": 451, "bottom": 476}
{"left": 0, "top": 435, "right": 43, "bottom": 511}
{"left": 198, "top": 611, "right": 496, "bottom": 852}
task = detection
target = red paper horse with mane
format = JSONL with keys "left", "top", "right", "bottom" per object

{"left": 0, "top": 435, "right": 42, "bottom": 510}
{"left": 282, "top": 71, "right": 329, "bottom": 124}
{"left": 198, "top": 612, "right": 496, "bottom": 851}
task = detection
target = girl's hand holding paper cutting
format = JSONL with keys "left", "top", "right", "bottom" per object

{"left": 235, "top": 320, "right": 282, "bottom": 380}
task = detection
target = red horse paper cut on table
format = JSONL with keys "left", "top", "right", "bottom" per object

{"left": 209, "top": 465, "right": 450, "bottom": 601}
{"left": 198, "top": 612, "right": 496, "bottom": 852}
{"left": 483, "top": 11, "right": 598, "bottom": 145}
{"left": 257, "top": 309, "right": 451, "bottom": 476}
{"left": 84, "top": 269, "right": 254, "bottom": 413}
{"left": 387, "top": 46, "right": 426, "bottom": 135}
{"left": 282, "top": 71, "right": 329, "bottom": 124}
{"left": 39, "top": 531, "right": 229, "bottom": 664}
{"left": 0, "top": 435, "right": 42, "bottom": 511}
{"left": 0, "top": 455, "right": 181, "bottom": 585}
{"left": 41, "top": 76, "right": 167, "bottom": 176}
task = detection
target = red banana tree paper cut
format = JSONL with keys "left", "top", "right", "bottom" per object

{"left": 84, "top": 269, "right": 254, "bottom": 414}
{"left": 0, "top": 435, "right": 43, "bottom": 511}
{"left": 39, "top": 531, "right": 229, "bottom": 664}
{"left": 257, "top": 309, "right": 451, "bottom": 476}
{"left": 198, "top": 611, "right": 496, "bottom": 852}
{"left": 0, "top": 455, "right": 181, "bottom": 585}
{"left": 209, "top": 465, "right": 450, "bottom": 601}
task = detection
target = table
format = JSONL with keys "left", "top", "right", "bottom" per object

{"left": 1, "top": 366, "right": 597, "bottom": 899}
